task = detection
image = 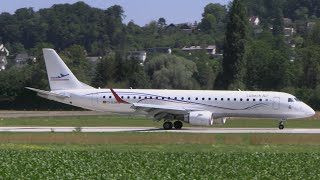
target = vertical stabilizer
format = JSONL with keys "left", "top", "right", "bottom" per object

{"left": 43, "top": 48, "right": 92, "bottom": 90}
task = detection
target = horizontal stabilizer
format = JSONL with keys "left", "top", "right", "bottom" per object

{"left": 25, "top": 87, "right": 70, "bottom": 99}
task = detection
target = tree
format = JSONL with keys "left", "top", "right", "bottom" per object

{"left": 222, "top": 0, "right": 249, "bottom": 89}
{"left": 91, "top": 56, "right": 114, "bottom": 88}
{"left": 272, "top": 6, "right": 284, "bottom": 36}
{"left": 60, "top": 45, "right": 91, "bottom": 84}
{"left": 157, "top": 17, "right": 166, "bottom": 28}
{"left": 199, "top": 14, "right": 216, "bottom": 33}
{"left": 297, "top": 46, "right": 320, "bottom": 89}
{"left": 202, "top": 3, "right": 227, "bottom": 23}
{"left": 307, "top": 21, "right": 320, "bottom": 45}
{"left": 145, "top": 54, "right": 197, "bottom": 89}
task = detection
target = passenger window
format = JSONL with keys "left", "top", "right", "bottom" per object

{"left": 127, "top": 96, "right": 130, "bottom": 99}
{"left": 215, "top": 98, "right": 217, "bottom": 101}
{"left": 234, "top": 98, "right": 236, "bottom": 101}
{"left": 109, "top": 96, "right": 112, "bottom": 99}
{"left": 103, "top": 96, "right": 106, "bottom": 99}
{"left": 121, "top": 96, "right": 124, "bottom": 99}
{"left": 227, "top": 98, "right": 230, "bottom": 101}
{"left": 138, "top": 97, "right": 141, "bottom": 99}
{"left": 253, "top": 99, "right": 256, "bottom": 101}
{"left": 259, "top": 99, "right": 262, "bottom": 101}
{"left": 221, "top": 98, "right": 224, "bottom": 101}
{"left": 150, "top": 97, "right": 153, "bottom": 99}
{"left": 181, "top": 97, "right": 184, "bottom": 100}
{"left": 195, "top": 98, "right": 198, "bottom": 100}
{"left": 208, "top": 98, "right": 211, "bottom": 101}
{"left": 202, "top": 98, "right": 205, "bottom": 100}
{"left": 174, "top": 97, "right": 177, "bottom": 100}
{"left": 162, "top": 97, "right": 165, "bottom": 100}
{"left": 240, "top": 98, "right": 243, "bottom": 101}
{"left": 133, "top": 96, "right": 136, "bottom": 99}
{"left": 247, "top": 99, "right": 249, "bottom": 101}
{"left": 188, "top": 97, "right": 191, "bottom": 100}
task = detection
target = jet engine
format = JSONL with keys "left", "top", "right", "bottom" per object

{"left": 184, "top": 111, "right": 213, "bottom": 126}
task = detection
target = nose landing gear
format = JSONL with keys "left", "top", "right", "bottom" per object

{"left": 278, "top": 119, "right": 286, "bottom": 130}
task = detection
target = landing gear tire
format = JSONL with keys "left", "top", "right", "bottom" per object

{"left": 163, "top": 122, "right": 173, "bottom": 130}
{"left": 279, "top": 124, "right": 284, "bottom": 130}
{"left": 173, "top": 121, "right": 183, "bottom": 130}
{"left": 278, "top": 120, "right": 285, "bottom": 130}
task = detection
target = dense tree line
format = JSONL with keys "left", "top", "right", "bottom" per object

{"left": 0, "top": 1, "right": 320, "bottom": 109}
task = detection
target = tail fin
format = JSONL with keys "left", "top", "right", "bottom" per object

{"left": 43, "top": 48, "right": 93, "bottom": 90}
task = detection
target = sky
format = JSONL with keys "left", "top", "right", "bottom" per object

{"left": 0, "top": 0, "right": 231, "bottom": 26}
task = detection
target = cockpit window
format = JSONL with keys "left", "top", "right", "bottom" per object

{"left": 294, "top": 98, "right": 301, "bottom": 102}
{"left": 288, "top": 98, "right": 294, "bottom": 102}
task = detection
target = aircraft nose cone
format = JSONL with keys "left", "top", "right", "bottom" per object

{"left": 305, "top": 106, "right": 315, "bottom": 117}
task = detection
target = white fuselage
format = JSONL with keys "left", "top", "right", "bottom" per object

{"left": 46, "top": 89, "right": 315, "bottom": 120}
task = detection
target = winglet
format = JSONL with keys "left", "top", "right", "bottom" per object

{"left": 110, "top": 88, "right": 128, "bottom": 104}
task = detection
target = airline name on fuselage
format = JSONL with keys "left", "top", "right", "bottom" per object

{"left": 246, "top": 93, "right": 269, "bottom": 98}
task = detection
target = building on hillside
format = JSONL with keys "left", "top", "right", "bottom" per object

{"left": 127, "top": 51, "right": 147, "bottom": 62}
{"left": 0, "top": 56, "right": 7, "bottom": 71}
{"left": 206, "top": 45, "right": 217, "bottom": 55}
{"left": 177, "top": 22, "right": 199, "bottom": 34}
{"left": 307, "top": 21, "right": 316, "bottom": 31}
{"left": 182, "top": 45, "right": 217, "bottom": 55}
{"left": 86, "top": 56, "right": 102, "bottom": 63}
{"left": 15, "top": 53, "right": 36, "bottom": 66}
{"left": 249, "top": 16, "right": 260, "bottom": 26}
{"left": 146, "top": 47, "right": 172, "bottom": 54}
{"left": 0, "top": 44, "right": 9, "bottom": 71}
{"left": 283, "top": 18, "right": 293, "bottom": 27}
{"left": 284, "top": 27, "right": 295, "bottom": 37}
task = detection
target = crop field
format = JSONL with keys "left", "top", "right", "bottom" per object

{"left": 0, "top": 142, "right": 320, "bottom": 179}
{"left": 0, "top": 133, "right": 318, "bottom": 179}
{"left": 0, "top": 112, "right": 319, "bottom": 179}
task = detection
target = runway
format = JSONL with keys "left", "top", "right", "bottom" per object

{"left": 0, "top": 127, "right": 320, "bottom": 133}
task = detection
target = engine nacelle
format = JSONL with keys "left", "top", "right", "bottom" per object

{"left": 184, "top": 111, "right": 213, "bottom": 126}
{"left": 213, "top": 117, "right": 227, "bottom": 124}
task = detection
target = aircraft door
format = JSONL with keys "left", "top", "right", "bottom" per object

{"left": 91, "top": 94, "right": 98, "bottom": 107}
{"left": 273, "top": 97, "right": 280, "bottom": 110}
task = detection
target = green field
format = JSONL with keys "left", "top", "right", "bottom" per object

{"left": 0, "top": 115, "right": 319, "bottom": 179}
{"left": 0, "top": 141, "right": 320, "bottom": 179}
{"left": 0, "top": 115, "right": 319, "bottom": 128}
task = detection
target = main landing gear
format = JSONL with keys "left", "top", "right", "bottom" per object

{"left": 163, "top": 121, "right": 183, "bottom": 130}
{"left": 278, "top": 119, "right": 286, "bottom": 130}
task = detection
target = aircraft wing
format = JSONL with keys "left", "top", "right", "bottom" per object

{"left": 131, "top": 103, "right": 203, "bottom": 119}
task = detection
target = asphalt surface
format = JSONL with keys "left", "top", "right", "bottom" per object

{"left": 0, "top": 127, "right": 319, "bottom": 133}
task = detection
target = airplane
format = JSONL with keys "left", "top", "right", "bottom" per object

{"left": 26, "top": 48, "right": 315, "bottom": 130}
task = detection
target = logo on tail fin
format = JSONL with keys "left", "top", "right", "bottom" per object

{"left": 50, "top": 73, "right": 70, "bottom": 81}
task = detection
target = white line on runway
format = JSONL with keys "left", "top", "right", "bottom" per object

{"left": 0, "top": 127, "right": 319, "bottom": 133}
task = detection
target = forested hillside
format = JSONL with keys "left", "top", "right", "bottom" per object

{"left": 0, "top": 0, "right": 320, "bottom": 110}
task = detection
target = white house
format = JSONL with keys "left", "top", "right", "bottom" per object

{"left": 284, "top": 27, "right": 295, "bottom": 37}
{"left": 182, "top": 45, "right": 217, "bottom": 55}
{"left": 0, "top": 44, "right": 9, "bottom": 71}
{"left": 127, "top": 51, "right": 147, "bottom": 62}
{"left": 249, "top": 16, "right": 260, "bottom": 26}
